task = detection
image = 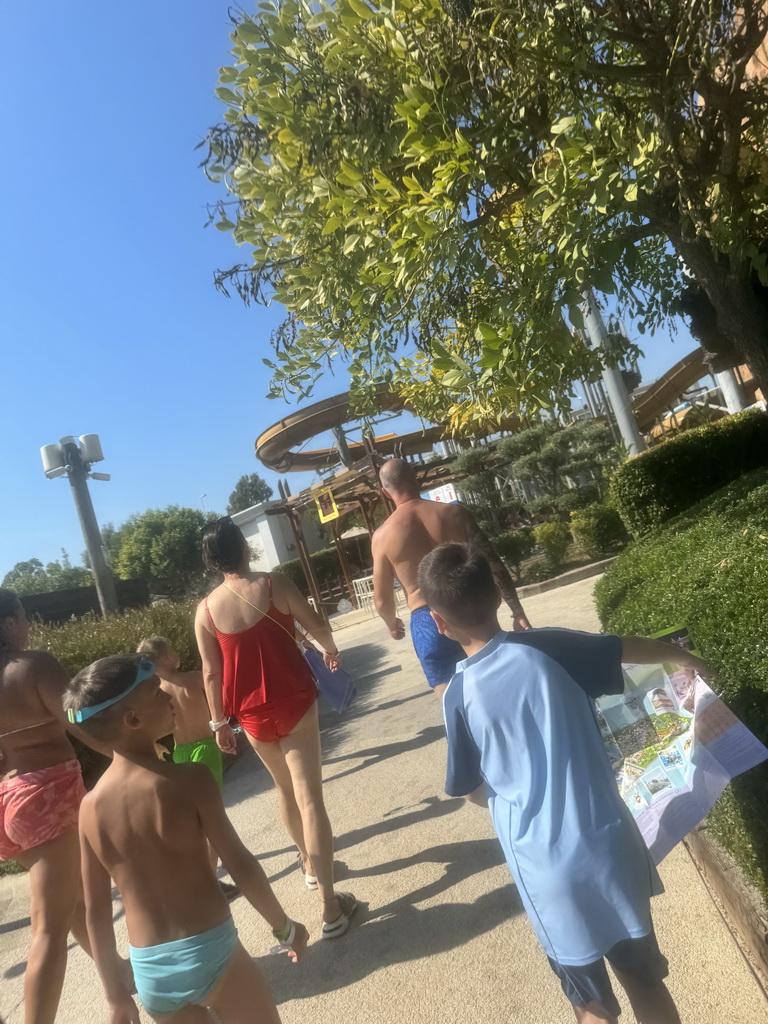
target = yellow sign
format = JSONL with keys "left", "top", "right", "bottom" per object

{"left": 315, "top": 489, "right": 339, "bottom": 524}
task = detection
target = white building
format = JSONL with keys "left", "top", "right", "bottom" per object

{"left": 230, "top": 500, "right": 327, "bottom": 571}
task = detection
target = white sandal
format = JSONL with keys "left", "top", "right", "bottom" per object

{"left": 321, "top": 892, "right": 358, "bottom": 940}
{"left": 297, "top": 851, "right": 318, "bottom": 890}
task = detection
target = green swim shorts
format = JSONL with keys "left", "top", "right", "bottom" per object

{"left": 172, "top": 735, "right": 223, "bottom": 788}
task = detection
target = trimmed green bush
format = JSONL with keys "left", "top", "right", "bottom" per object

{"left": 30, "top": 600, "right": 199, "bottom": 677}
{"left": 553, "top": 483, "right": 601, "bottom": 515}
{"left": 609, "top": 410, "right": 768, "bottom": 536}
{"left": 274, "top": 547, "right": 343, "bottom": 595}
{"left": 494, "top": 529, "right": 535, "bottom": 577}
{"left": 570, "top": 504, "right": 629, "bottom": 560}
{"left": 533, "top": 520, "right": 570, "bottom": 569}
{"left": 595, "top": 466, "right": 768, "bottom": 904}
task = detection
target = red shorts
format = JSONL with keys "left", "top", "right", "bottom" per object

{"left": 0, "top": 759, "right": 86, "bottom": 860}
{"left": 237, "top": 692, "right": 317, "bottom": 743}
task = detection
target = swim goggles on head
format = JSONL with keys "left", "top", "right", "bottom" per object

{"left": 67, "top": 658, "right": 156, "bottom": 724}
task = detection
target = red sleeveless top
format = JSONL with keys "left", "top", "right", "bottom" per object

{"left": 206, "top": 581, "right": 316, "bottom": 719}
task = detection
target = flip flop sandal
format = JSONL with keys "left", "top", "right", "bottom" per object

{"left": 297, "top": 851, "right": 318, "bottom": 890}
{"left": 321, "top": 892, "right": 358, "bottom": 940}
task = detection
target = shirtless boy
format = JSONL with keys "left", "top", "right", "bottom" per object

{"left": 136, "top": 636, "right": 239, "bottom": 897}
{"left": 66, "top": 653, "right": 308, "bottom": 1024}
{"left": 372, "top": 459, "right": 531, "bottom": 697}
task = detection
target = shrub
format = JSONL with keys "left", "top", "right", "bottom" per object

{"left": 525, "top": 494, "right": 557, "bottom": 518}
{"left": 493, "top": 529, "right": 535, "bottom": 577}
{"left": 533, "top": 520, "right": 570, "bottom": 569}
{"left": 30, "top": 600, "right": 199, "bottom": 677}
{"left": 553, "top": 483, "right": 601, "bottom": 515}
{"left": 595, "top": 466, "right": 768, "bottom": 905}
{"left": 274, "top": 547, "right": 343, "bottom": 595}
{"left": 609, "top": 409, "right": 768, "bottom": 536}
{"left": 570, "top": 504, "right": 629, "bottom": 560}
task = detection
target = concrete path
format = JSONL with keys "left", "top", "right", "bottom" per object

{"left": 2, "top": 577, "right": 766, "bottom": 1023}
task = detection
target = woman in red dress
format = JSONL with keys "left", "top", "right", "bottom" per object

{"left": 195, "top": 518, "right": 357, "bottom": 939}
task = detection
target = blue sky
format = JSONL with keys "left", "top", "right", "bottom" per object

{"left": 0, "top": 1, "right": 697, "bottom": 580}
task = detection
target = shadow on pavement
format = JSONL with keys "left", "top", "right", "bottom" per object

{"left": 259, "top": 836, "right": 521, "bottom": 1001}
{"left": 323, "top": 725, "right": 444, "bottom": 784}
{"left": 260, "top": 796, "right": 461, "bottom": 872}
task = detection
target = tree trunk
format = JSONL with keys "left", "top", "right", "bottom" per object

{"left": 666, "top": 230, "right": 768, "bottom": 396}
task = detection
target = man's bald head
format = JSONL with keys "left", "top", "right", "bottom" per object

{"left": 379, "top": 458, "right": 419, "bottom": 499}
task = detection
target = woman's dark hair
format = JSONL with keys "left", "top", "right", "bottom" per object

{"left": 0, "top": 588, "right": 21, "bottom": 651}
{"left": 201, "top": 517, "right": 248, "bottom": 574}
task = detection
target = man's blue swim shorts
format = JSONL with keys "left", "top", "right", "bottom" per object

{"left": 409, "top": 606, "right": 464, "bottom": 689}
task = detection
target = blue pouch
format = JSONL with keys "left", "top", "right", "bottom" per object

{"left": 302, "top": 647, "right": 357, "bottom": 713}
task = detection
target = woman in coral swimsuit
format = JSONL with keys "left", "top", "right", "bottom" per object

{"left": 0, "top": 588, "right": 126, "bottom": 1024}
{"left": 195, "top": 518, "right": 357, "bottom": 939}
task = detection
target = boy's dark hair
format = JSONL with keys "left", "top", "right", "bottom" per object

{"left": 201, "top": 516, "right": 247, "bottom": 574}
{"left": 64, "top": 653, "right": 148, "bottom": 739}
{"left": 417, "top": 543, "right": 498, "bottom": 627}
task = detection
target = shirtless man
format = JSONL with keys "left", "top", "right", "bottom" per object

{"left": 372, "top": 460, "right": 531, "bottom": 697}
{"left": 136, "top": 636, "right": 238, "bottom": 897}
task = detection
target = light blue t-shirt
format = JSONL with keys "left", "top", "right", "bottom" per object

{"left": 443, "top": 629, "right": 663, "bottom": 966}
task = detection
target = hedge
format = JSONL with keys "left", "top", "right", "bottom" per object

{"left": 30, "top": 600, "right": 200, "bottom": 677}
{"left": 494, "top": 529, "right": 535, "bottom": 576}
{"left": 609, "top": 409, "right": 768, "bottom": 536}
{"left": 274, "top": 547, "right": 343, "bottom": 595}
{"left": 595, "top": 466, "right": 768, "bottom": 904}
{"left": 570, "top": 504, "right": 628, "bottom": 560}
{"left": 533, "top": 520, "right": 570, "bottom": 568}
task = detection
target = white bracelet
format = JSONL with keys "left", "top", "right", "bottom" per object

{"left": 209, "top": 718, "right": 229, "bottom": 732}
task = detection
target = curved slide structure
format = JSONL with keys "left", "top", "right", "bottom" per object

{"left": 255, "top": 348, "right": 709, "bottom": 474}
{"left": 632, "top": 348, "right": 707, "bottom": 431}
{"left": 256, "top": 384, "right": 520, "bottom": 473}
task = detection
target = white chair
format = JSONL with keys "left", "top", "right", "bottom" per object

{"left": 353, "top": 575, "right": 376, "bottom": 616}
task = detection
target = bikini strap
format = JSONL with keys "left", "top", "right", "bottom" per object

{"left": 267, "top": 574, "right": 272, "bottom": 597}
{"left": 204, "top": 598, "right": 216, "bottom": 631}
{"left": 222, "top": 582, "right": 300, "bottom": 644}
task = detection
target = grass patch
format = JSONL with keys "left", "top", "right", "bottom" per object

{"left": 595, "top": 466, "right": 768, "bottom": 905}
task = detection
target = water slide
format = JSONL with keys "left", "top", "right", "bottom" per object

{"left": 255, "top": 350, "right": 709, "bottom": 474}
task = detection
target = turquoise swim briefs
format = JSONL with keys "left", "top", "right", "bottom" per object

{"left": 129, "top": 916, "right": 238, "bottom": 1014}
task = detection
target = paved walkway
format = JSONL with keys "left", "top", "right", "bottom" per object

{"left": 2, "top": 578, "right": 766, "bottom": 1022}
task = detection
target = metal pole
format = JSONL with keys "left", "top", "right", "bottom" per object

{"left": 60, "top": 439, "right": 119, "bottom": 617}
{"left": 286, "top": 509, "right": 327, "bottom": 623}
{"left": 331, "top": 521, "right": 358, "bottom": 607}
{"left": 716, "top": 368, "right": 746, "bottom": 414}
{"left": 581, "top": 290, "right": 645, "bottom": 455}
{"left": 332, "top": 425, "right": 354, "bottom": 470}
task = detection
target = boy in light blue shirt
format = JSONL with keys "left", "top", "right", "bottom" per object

{"left": 418, "top": 543, "right": 709, "bottom": 1024}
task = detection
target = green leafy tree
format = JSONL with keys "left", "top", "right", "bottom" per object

{"left": 203, "top": 0, "right": 768, "bottom": 431}
{"left": 2, "top": 551, "right": 92, "bottom": 596}
{"left": 115, "top": 507, "right": 215, "bottom": 597}
{"left": 450, "top": 447, "right": 504, "bottom": 533}
{"left": 498, "top": 420, "right": 618, "bottom": 500}
{"left": 226, "top": 473, "right": 274, "bottom": 514}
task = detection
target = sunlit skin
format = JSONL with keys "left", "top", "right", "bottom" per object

{"left": 79, "top": 671, "right": 307, "bottom": 1024}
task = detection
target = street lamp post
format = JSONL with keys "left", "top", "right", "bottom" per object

{"left": 580, "top": 289, "right": 646, "bottom": 456}
{"left": 40, "top": 434, "right": 119, "bottom": 617}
